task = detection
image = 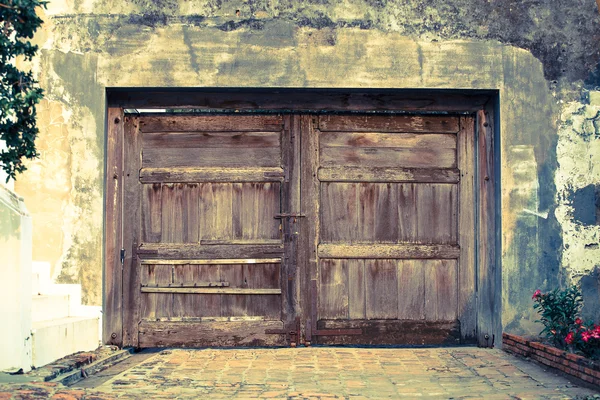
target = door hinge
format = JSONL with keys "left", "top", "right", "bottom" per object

{"left": 120, "top": 248, "right": 126, "bottom": 265}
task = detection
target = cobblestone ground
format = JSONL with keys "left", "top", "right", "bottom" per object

{"left": 1, "top": 347, "right": 599, "bottom": 399}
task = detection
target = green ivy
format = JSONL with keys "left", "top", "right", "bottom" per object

{"left": 0, "top": 0, "right": 47, "bottom": 182}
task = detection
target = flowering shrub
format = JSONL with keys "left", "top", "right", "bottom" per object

{"left": 532, "top": 286, "right": 600, "bottom": 360}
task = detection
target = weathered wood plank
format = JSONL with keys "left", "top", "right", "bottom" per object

{"left": 320, "top": 132, "right": 457, "bottom": 148}
{"left": 319, "top": 115, "right": 460, "bottom": 133}
{"left": 357, "top": 183, "right": 399, "bottom": 242}
{"left": 458, "top": 116, "right": 476, "bottom": 341}
{"left": 139, "top": 167, "right": 285, "bottom": 183}
{"left": 397, "top": 260, "right": 425, "bottom": 320}
{"left": 141, "top": 184, "right": 162, "bottom": 242}
{"left": 139, "top": 115, "right": 284, "bottom": 132}
{"left": 347, "top": 259, "right": 366, "bottom": 320}
{"left": 318, "top": 167, "right": 460, "bottom": 183}
{"left": 220, "top": 263, "right": 246, "bottom": 317}
{"left": 142, "top": 147, "right": 281, "bottom": 169}
{"left": 103, "top": 107, "right": 124, "bottom": 346}
{"left": 477, "top": 109, "right": 497, "bottom": 348}
{"left": 109, "top": 89, "right": 492, "bottom": 113}
{"left": 315, "top": 320, "right": 462, "bottom": 345}
{"left": 298, "top": 115, "right": 320, "bottom": 332}
{"left": 122, "top": 115, "right": 142, "bottom": 346}
{"left": 320, "top": 147, "right": 456, "bottom": 169}
{"left": 318, "top": 243, "right": 460, "bottom": 259}
{"left": 138, "top": 320, "right": 286, "bottom": 347}
{"left": 416, "top": 184, "right": 458, "bottom": 244}
{"left": 199, "top": 183, "right": 233, "bottom": 240}
{"left": 424, "top": 260, "right": 458, "bottom": 321}
{"left": 232, "top": 183, "right": 280, "bottom": 240}
{"left": 320, "top": 182, "right": 359, "bottom": 242}
{"left": 319, "top": 259, "right": 349, "bottom": 319}
{"left": 365, "top": 260, "right": 399, "bottom": 319}
{"left": 141, "top": 258, "right": 281, "bottom": 265}
{"left": 243, "top": 264, "right": 281, "bottom": 319}
{"left": 141, "top": 287, "right": 282, "bottom": 294}
{"left": 148, "top": 281, "right": 229, "bottom": 288}
{"left": 397, "top": 184, "right": 418, "bottom": 243}
{"left": 137, "top": 243, "right": 285, "bottom": 259}
{"left": 143, "top": 131, "right": 280, "bottom": 148}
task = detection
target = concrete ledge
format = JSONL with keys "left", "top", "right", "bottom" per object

{"left": 503, "top": 332, "right": 600, "bottom": 388}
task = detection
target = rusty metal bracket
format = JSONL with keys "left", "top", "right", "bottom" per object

{"left": 265, "top": 317, "right": 301, "bottom": 347}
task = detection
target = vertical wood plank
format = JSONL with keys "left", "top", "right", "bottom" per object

{"left": 358, "top": 183, "right": 399, "bottom": 242}
{"left": 233, "top": 183, "right": 280, "bottom": 240}
{"left": 122, "top": 115, "right": 142, "bottom": 346}
{"left": 195, "top": 265, "right": 221, "bottom": 317}
{"left": 299, "top": 115, "right": 320, "bottom": 336}
{"left": 424, "top": 260, "right": 458, "bottom": 321}
{"left": 348, "top": 259, "right": 366, "bottom": 319}
{"left": 458, "top": 116, "right": 477, "bottom": 341}
{"left": 199, "top": 183, "right": 233, "bottom": 240}
{"left": 318, "top": 259, "right": 349, "bottom": 319}
{"left": 140, "top": 264, "right": 157, "bottom": 319}
{"left": 397, "top": 260, "right": 425, "bottom": 320}
{"left": 220, "top": 264, "right": 245, "bottom": 316}
{"left": 142, "top": 184, "right": 162, "bottom": 243}
{"left": 397, "top": 184, "right": 418, "bottom": 243}
{"left": 416, "top": 184, "right": 435, "bottom": 244}
{"left": 104, "top": 107, "right": 123, "bottom": 346}
{"left": 245, "top": 263, "right": 281, "bottom": 320}
{"left": 477, "top": 109, "right": 497, "bottom": 347}
{"left": 282, "top": 115, "right": 299, "bottom": 327}
{"left": 320, "top": 183, "right": 358, "bottom": 242}
{"left": 366, "top": 259, "right": 399, "bottom": 319}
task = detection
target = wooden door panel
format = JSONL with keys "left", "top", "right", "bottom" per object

{"left": 320, "top": 182, "right": 458, "bottom": 244}
{"left": 124, "top": 114, "right": 289, "bottom": 347}
{"left": 311, "top": 114, "right": 473, "bottom": 345}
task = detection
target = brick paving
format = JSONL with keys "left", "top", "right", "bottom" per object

{"left": 1, "top": 347, "right": 599, "bottom": 399}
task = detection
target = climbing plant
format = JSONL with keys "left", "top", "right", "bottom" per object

{"left": 0, "top": 0, "right": 47, "bottom": 182}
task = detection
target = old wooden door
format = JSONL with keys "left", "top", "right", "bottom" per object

{"left": 121, "top": 114, "right": 300, "bottom": 347}
{"left": 302, "top": 114, "right": 476, "bottom": 345}
{"left": 115, "top": 111, "right": 477, "bottom": 347}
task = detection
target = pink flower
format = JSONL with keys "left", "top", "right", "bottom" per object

{"left": 532, "top": 289, "right": 542, "bottom": 299}
{"left": 565, "top": 332, "right": 574, "bottom": 345}
{"left": 575, "top": 318, "right": 582, "bottom": 325}
{"left": 582, "top": 331, "right": 592, "bottom": 342}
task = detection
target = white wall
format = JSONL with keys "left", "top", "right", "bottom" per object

{"left": 0, "top": 184, "right": 33, "bottom": 372}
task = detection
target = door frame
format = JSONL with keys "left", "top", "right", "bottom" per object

{"left": 103, "top": 88, "right": 500, "bottom": 348}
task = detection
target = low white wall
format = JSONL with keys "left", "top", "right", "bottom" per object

{"left": 0, "top": 185, "right": 33, "bottom": 372}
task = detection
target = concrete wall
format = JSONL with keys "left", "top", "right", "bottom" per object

{"left": 0, "top": 185, "right": 32, "bottom": 372}
{"left": 13, "top": 0, "right": 600, "bottom": 336}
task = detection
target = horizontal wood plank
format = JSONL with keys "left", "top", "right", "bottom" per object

{"left": 319, "top": 115, "right": 460, "bottom": 133}
{"left": 140, "top": 287, "right": 282, "bottom": 294}
{"left": 139, "top": 115, "right": 283, "bottom": 132}
{"left": 138, "top": 320, "right": 286, "bottom": 347}
{"left": 142, "top": 147, "right": 281, "bottom": 168}
{"left": 320, "top": 132, "right": 456, "bottom": 148}
{"left": 314, "top": 320, "right": 462, "bottom": 345}
{"left": 142, "top": 282, "right": 230, "bottom": 287}
{"left": 318, "top": 167, "right": 460, "bottom": 183}
{"left": 143, "top": 131, "right": 280, "bottom": 148}
{"left": 320, "top": 147, "right": 456, "bottom": 169}
{"left": 138, "top": 243, "right": 284, "bottom": 259}
{"left": 141, "top": 258, "right": 281, "bottom": 265}
{"left": 318, "top": 243, "right": 460, "bottom": 259}
{"left": 109, "top": 89, "right": 492, "bottom": 113}
{"left": 140, "top": 167, "right": 284, "bottom": 183}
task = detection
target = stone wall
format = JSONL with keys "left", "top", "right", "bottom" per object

{"left": 13, "top": 0, "right": 600, "bottom": 336}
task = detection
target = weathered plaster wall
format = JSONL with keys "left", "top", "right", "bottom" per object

{"left": 14, "top": 0, "right": 600, "bottom": 336}
{"left": 555, "top": 92, "right": 600, "bottom": 322}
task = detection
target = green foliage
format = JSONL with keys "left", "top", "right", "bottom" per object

{"left": 532, "top": 286, "right": 583, "bottom": 348}
{"left": 0, "top": 0, "right": 47, "bottom": 182}
{"left": 533, "top": 286, "right": 600, "bottom": 360}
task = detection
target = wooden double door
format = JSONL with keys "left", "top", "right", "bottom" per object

{"left": 115, "top": 112, "right": 476, "bottom": 347}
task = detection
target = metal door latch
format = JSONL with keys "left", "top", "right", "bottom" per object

{"left": 120, "top": 249, "right": 126, "bottom": 264}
